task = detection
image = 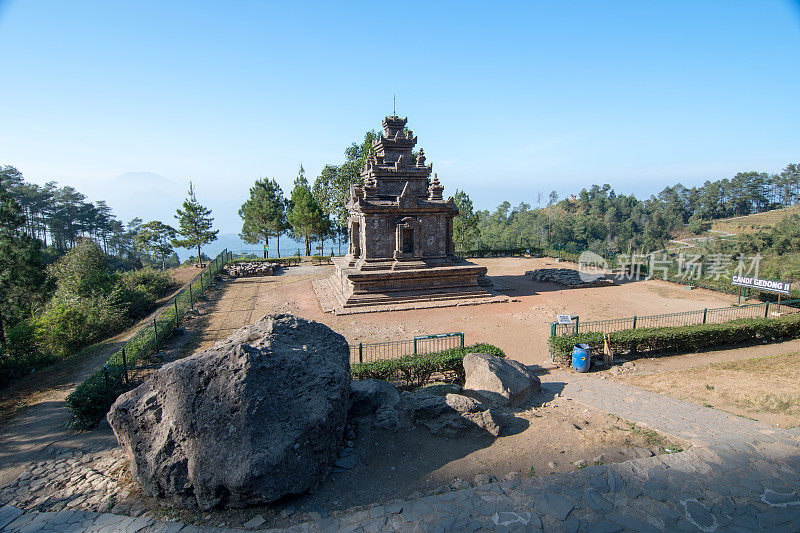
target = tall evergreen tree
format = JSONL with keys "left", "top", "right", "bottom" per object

{"left": 0, "top": 179, "right": 44, "bottom": 347}
{"left": 173, "top": 182, "right": 219, "bottom": 266}
{"left": 239, "top": 178, "right": 288, "bottom": 258}
{"left": 287, "top": 166, "right": 326, "bottom": 256}
{"left": 452, "top": 189, "right": 479, "bottom": 252}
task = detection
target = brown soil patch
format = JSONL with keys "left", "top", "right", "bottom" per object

{"left": 608, "top": 349, "right": 800, "bottom": 429}
{"left": 193, "top": 257, "right": 735, "bottom": 367}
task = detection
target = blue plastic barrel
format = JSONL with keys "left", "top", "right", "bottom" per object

{"left": 572, "top": 344, "right": 591, "bottom": 373}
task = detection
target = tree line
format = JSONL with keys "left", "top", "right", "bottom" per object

{"left": 239, "top": 129, "right": 798, "bottom": 261}
{"left": 453, "top": 163, "right": 800, "bottom": 255}
{"left": 0, "top": 165, "right": 220, "bottom": 385}
{"left": 240, "top": 129, "right": 407, "bottom": 258}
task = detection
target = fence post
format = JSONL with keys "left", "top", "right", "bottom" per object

{"left": 632, "top": 315, "right": 637, "bottom": 329}
{"left": 573, "top": 316, "right": 579, "bottom": 334}
{"left": 174, "top": 298, "right": 179, "bottom": 329}
{"left": 358, "top": 342, "right": 363, "bottom": 363}
{"left": 551, "top": 323, "right": 556, "bottom": 337}
{"left": 765, "top": 302, "right": 770, "bottom": 318}
{"left": 103, "top": 366, "right": 110, "bottom": 404}
{"left": 121, "top": 347, "right": 128, "bottom": 385}
{"left": 703, "top": 308, "right": 707, "bottom": 324}
{"left": 153, "top": 317, "right": 159, "bottom": 353}
{"left": 189, "top": 283, "right": 194, "bottom": 310}
{"left": 458, "top": 332, "right": 465, "bottom": 348}
{"left": 413, "top": 338, "right": 418, "bottom": 355}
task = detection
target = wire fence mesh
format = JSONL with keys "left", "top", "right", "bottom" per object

{"left": 349, "top": 333, "right": 465, "bottom": 364}
{"left": 68, "top": 249, "right": 231, "bottom": 428}
{"left": 551, "top": 299, "right": 800, "bottom": 337}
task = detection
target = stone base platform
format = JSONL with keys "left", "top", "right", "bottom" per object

{"left": 313, "top": 271, "right": 510, "bottom": 316}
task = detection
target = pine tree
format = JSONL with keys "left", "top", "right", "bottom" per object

{"left": 239, "top": 178, "right": 288, "bottom": 258}
{"left": 452, "top": 189, "right": 480, "bottom": 252}
{"left": 173, "top": 182, "right": 219, "bottom": 266}
{"left": 0, "top": 179, "right": 44, "bottom": 347}
{"left": 135, "top": 220, "right": 177, "bottom": 270}
{"left": 287, "top": 166, "right": 326, "bottom": 256}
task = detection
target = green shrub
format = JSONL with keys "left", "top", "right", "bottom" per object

{"left": 112, "top": 267, "right": 176, "bottom": 319}
{"left": 351, "top": 343, "right": 505, "bottom": 387}
{"left": 311, "top": 255, "right": 332, "bottom": 264}
{"left": 66, "top": 249, "right": 230, "bottom": 429}
{"left": 548, "top": 313, "right": 800, "bottom": 364}
{"left": 66, "top": 363, "right": 137, "bottom": 430}
{"left": 35, "top": 296, "right": 124, "bottom": 358}
{"left": 0, "top": 320, "right": 57, "bottom": 386}
{"left": 47, "top": 240, "right": 116, "bottom": 298}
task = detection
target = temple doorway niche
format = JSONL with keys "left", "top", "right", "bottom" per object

{"left": 402, "top": 228, "right": 414, "bottom": 254}
{"left": 350, "top": 221, "right": 361, "bottom": 258}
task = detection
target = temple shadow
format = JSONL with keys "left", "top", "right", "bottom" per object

{"left": 488, "top": 273, "right": 649, "bottom": 298}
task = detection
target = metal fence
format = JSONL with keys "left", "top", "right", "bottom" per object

{"left": 349, "top": 332, "right": 465, "bottom": 364}
{"left": 68, "top": 249, "right": 232, "bottom": 427}
{"left": 551, "top": 299, "right": 800, "bottom": 337}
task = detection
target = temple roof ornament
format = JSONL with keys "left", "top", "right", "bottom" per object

{"left": 428, "top": 173, "right": 444, "bottom": 201}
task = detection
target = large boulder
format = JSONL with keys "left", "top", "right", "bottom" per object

{"left": 107, "top": 314, "right": 350, "bottom": 510}
{"left": 463, "top": 354, "right": 541, "bottom": 406}
{"left": 398, "top": 390, "right": 502, "bottom": 437}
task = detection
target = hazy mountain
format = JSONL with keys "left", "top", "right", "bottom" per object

{"left": 114, "top": 171, "right": 176, "bottom": 187}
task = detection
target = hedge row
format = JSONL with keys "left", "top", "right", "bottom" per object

{"left": 549, "top": 313, "right": 800, "bottom": 364}
{"left": 351, "top": 343, "right": 505, "bottom": 387}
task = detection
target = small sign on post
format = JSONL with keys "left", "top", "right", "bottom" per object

{"left": 556, "top": 314, "right": 574, "bottom": 325}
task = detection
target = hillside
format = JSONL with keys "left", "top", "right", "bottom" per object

{"left": 709, "top": 204, "right": 800, "bottom": 234}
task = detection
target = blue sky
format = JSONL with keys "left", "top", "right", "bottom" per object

{"left": 1, "top": 1, "right": 799, "bottom": 234}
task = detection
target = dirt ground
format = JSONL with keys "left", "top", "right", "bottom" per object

{"left": 599, "top": 339, "right": 800, "bottom": 429}
{"left": 0, "top": 257, "right": 734, "bottom": 529}
{"left": 192, "top": 257, "right": 736, "bottom": 367}
{"left": 147, "top": 382, "right": 680, "bottom": 529}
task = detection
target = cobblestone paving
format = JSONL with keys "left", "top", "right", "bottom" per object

{"left": 3, "top": 375, "right": 799, "bottom": 532}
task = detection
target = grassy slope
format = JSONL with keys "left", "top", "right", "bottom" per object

{"left": 709, "top": 204, "right": 800, "bottom": 234}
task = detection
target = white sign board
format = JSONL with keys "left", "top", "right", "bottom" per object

{"left": 731, "top": 275, "right": 791, "bottom": 296}
{"left": 556, "top": 314, "right": 574, "bottom": 325}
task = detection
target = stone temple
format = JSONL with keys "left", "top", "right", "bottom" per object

{"left": 314, "top": 116, "right": 507, "bottom": 313}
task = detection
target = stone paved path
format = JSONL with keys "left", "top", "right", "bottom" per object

{"left": 3, "top": 374, "right": 799, "bottom": 532}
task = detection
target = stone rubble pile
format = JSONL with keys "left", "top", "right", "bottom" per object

{"left": 224, "top": 262, "right": 274, "bottom": 278}
{"left": 527, "top": 268, "right": 615, "bottom": 288}
{"left": 348, "top": 354, "right": 541, "bottom": 438}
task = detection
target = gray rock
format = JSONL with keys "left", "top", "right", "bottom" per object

{"left": 349, "top": 379, "right": 399, "bottom": 418}
{"left": 534, "top": 492, "right": 574, "bottom": 521}
{"left": 373, "top": 405, "right": 400, "bottom": 430}
{"left": 224, "top": 262, "right": 273, "bottom": 278}
{"left": 398, "top": 390, "right": 502, "bottom": 437}
{"left": 584, "top": 488, "right": 614, "bottom": 514}
{"left": 334, "top": 455, "right": 357, "bottom": 470}
{"left": 463, "top": 354, "right": 541, "bottom": 406}
{"left": 107, "top": 314, "right": 351, "bottom": 510}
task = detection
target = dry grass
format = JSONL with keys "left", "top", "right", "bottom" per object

{"left": 709, "top": 205, "right": 800, "bottom": 235}
{"left": 622, "top": 353, "right": 800, "bottom": 428}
